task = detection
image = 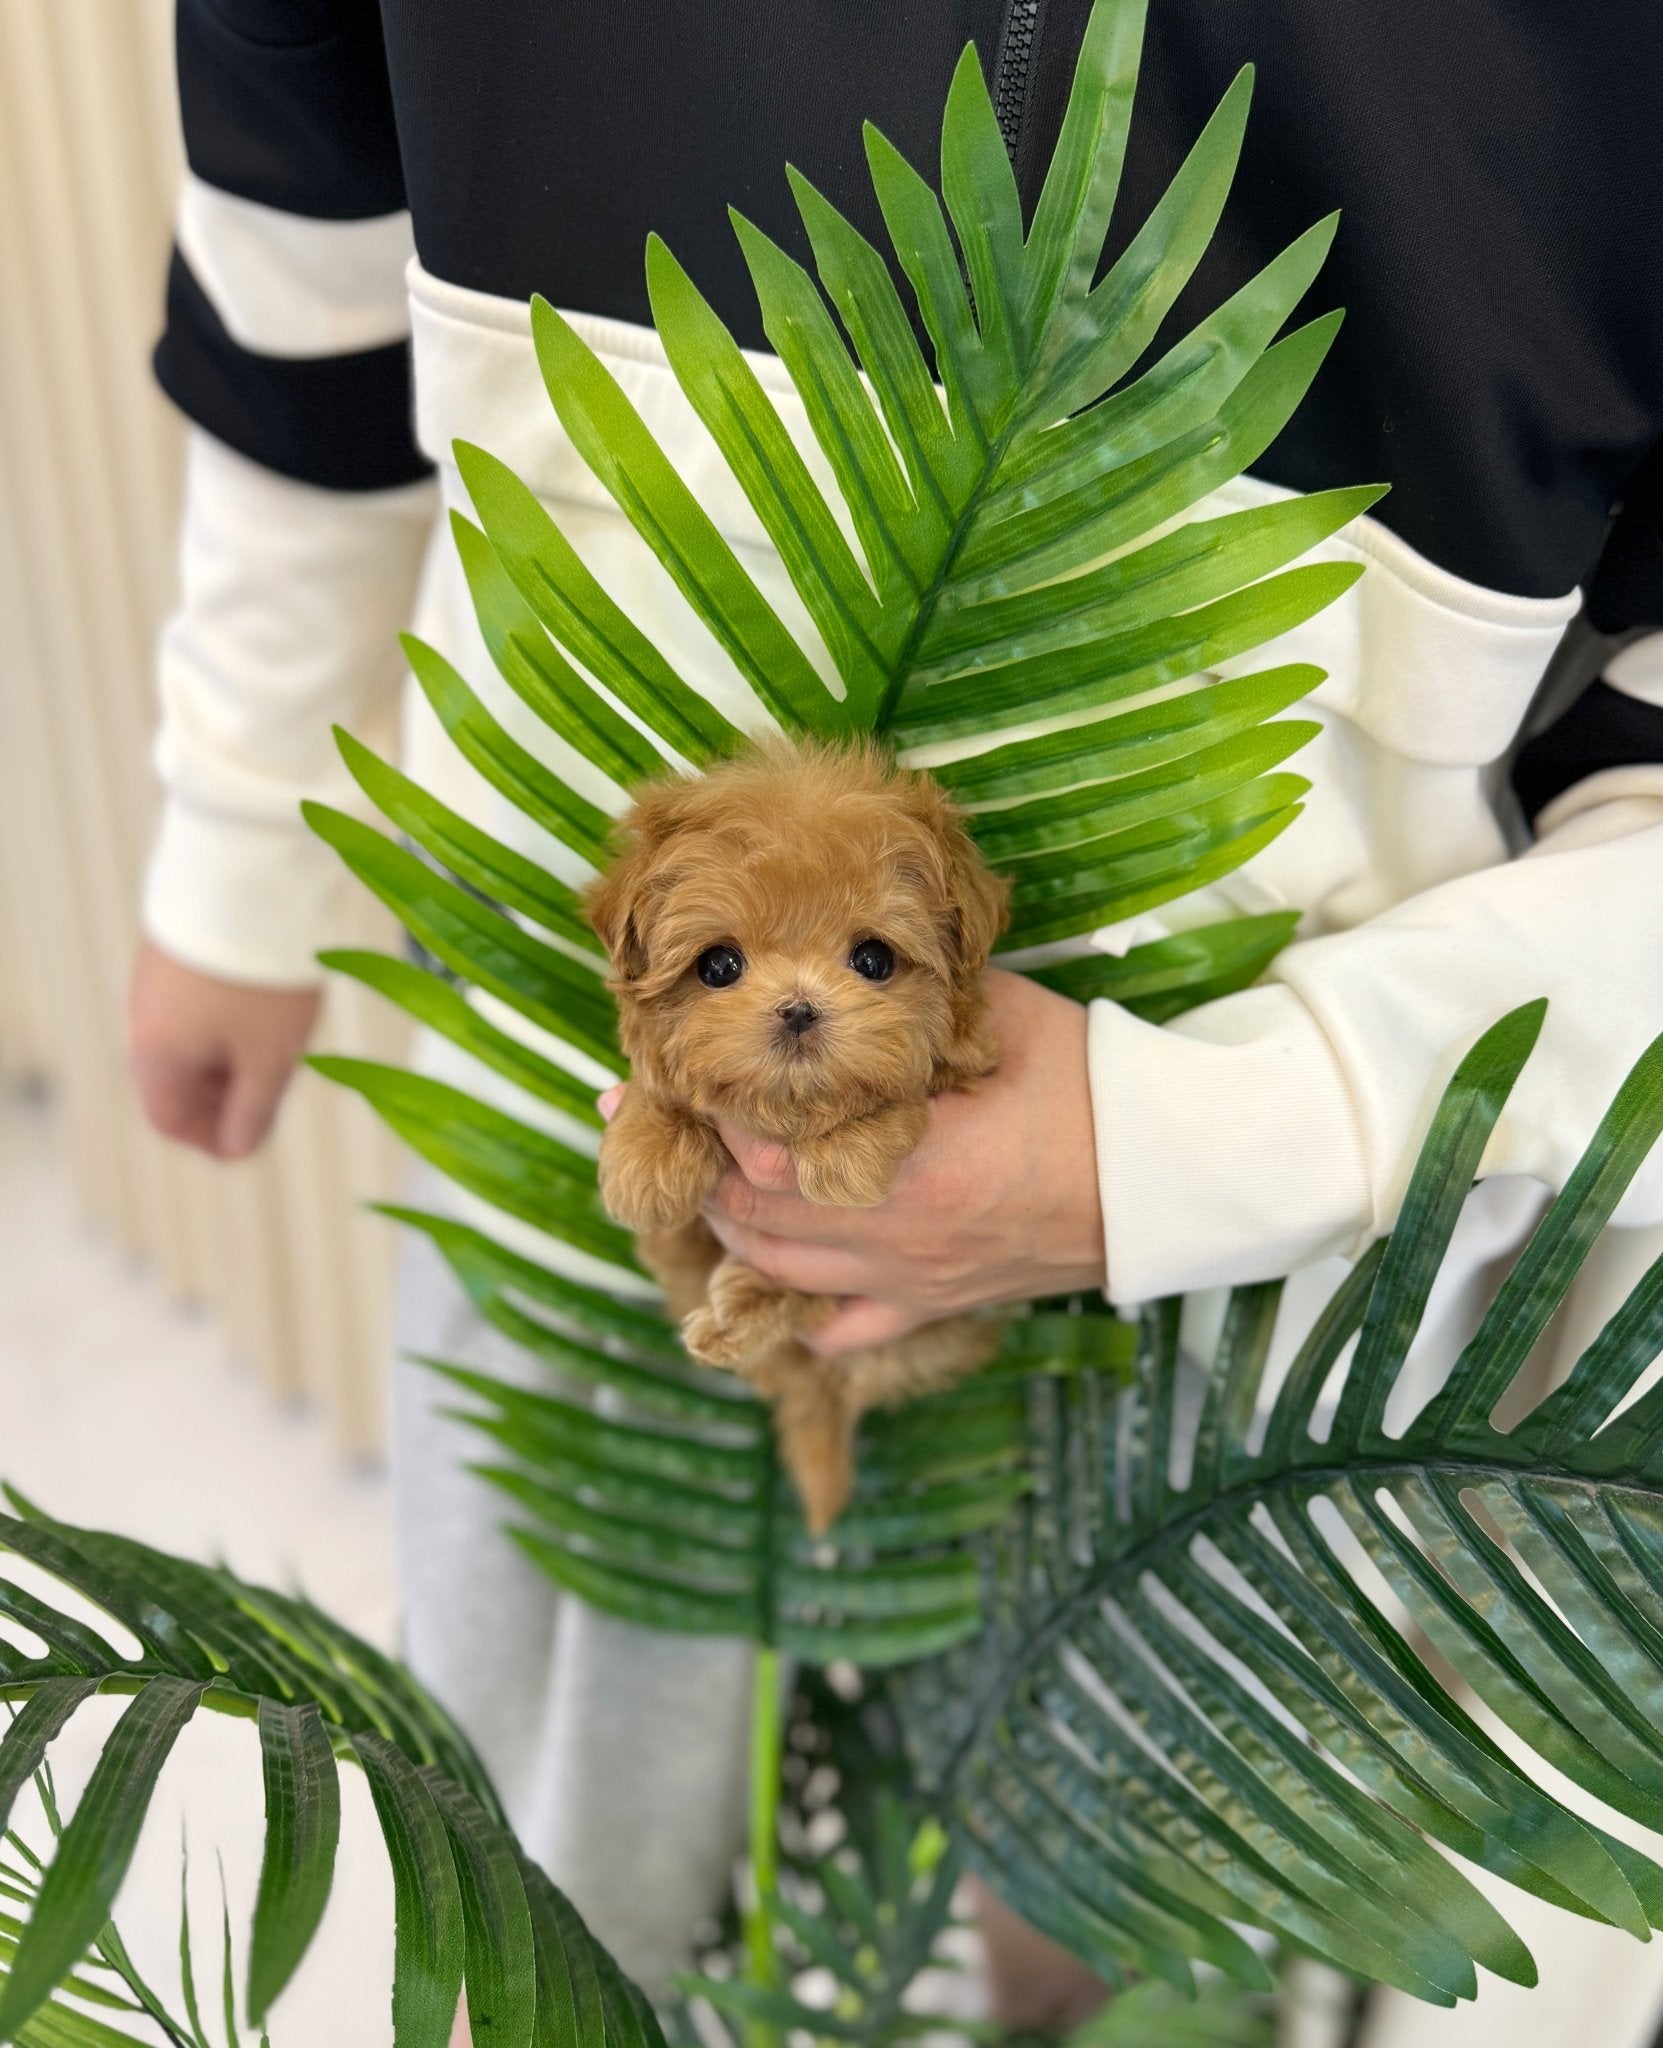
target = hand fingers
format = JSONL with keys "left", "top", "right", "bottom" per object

{"left": 703, "top": 1213, "right": 870, "bottom": 1297}
{"left": 597, "top": 1084, "right": 625, "bottom": 1122}
{"left": 217, "top": 1054, "right": 294, "bottom": 1160}
{"left": 803, "top": 1297, "right": 926, "bottom": 1357}
{"left": 133, "top": 1054, "right": 230, "bottom": 1157}
{"left": 714, "top": 1122, "right": 799, "bottom": 1193}
{"left": 705, "top": 1164, "right": 854, "bottom": 1242}
{"left": 706, "top": 1158, "right": 897, "bottom": 1247}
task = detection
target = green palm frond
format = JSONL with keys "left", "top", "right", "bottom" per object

{"left": 367, "top": 0, "right": 1377, "bottom": 965}
{"left": 1, "top": 1819, "right": 273, "bottom": 2048}
{"left": 394, "top": 1205, "right": 1134, "bottom": 1666}
{"left": 1, "top": 1823, "right": 178, "bottom": 2048}
{"left": 0, "top": 1961, "right": 169, "bottom": 2048}
{"left": 683, "top": 1797, "right": 961, "bottom": 2048}
{"left": 305, "top": 0, "right": 1373, "bottom": 1634}
{"left": 1063, "top": 1976, "right": 1275, "bottom": 2047}
{"left": 889, "top": 1006, "right": 1663, "bottom": 2004}
{"left": 0, "top": 1496, "right": 659, "bottom": 2048}
{"left": 678, "top": 1667, "right": 966, "bottom": 2048}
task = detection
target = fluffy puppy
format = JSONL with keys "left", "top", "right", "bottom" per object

{"left": 586, "top": 739, "right": 1010, "bottom": 1532}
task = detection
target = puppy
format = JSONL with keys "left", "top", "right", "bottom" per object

{"left": 586, "top": 739, "right": 1010, "bottom": 1532}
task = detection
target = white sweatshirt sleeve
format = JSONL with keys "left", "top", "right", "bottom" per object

{"left": 1088, "top": 767, "right": 1663, "bottom": 1304}
{"left": 144, "top": 161, "right": 440, "bottom": 986}
{"left": 142, "top": 427, "right": 436, "bottom": 985}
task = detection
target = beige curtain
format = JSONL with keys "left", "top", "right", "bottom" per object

{"left": 0, "top": 0, "right": 407, "bottom": 1457}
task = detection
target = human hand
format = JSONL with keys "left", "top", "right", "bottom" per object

{"left": 970, "top": 1878, "right": 1108, "bottom": 2033}
{"left": 600, "top": 970, "right": 1106, "bottom": 1354}
{"left": 127, "top": 939, "right": 321, "bottom": 1160}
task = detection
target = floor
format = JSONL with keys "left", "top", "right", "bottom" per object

{"left": 0, "top": 1084, "right": 401, "bottom": 2043}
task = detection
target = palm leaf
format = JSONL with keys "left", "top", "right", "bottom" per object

{"left": 0, "top": 1952, "right": 169, "bottom": 2048}
{"left": 1029, "top": 912, "right": 1299, "bottom": 1022}
{"left": 392, "top": 1206, "right": 1134, "bottom": 1667}
{"left": 679, "top": 1666, "right": 966, "bottom": 2048}
{"left": 308, "top": 0, "right": 1370, "bottom": 1655}
{"left": 0, "top": 1496, "right": 661, "bottom": 2046}
{"left": 453, "top": 3, "right": 1372, "bottom": 836}
{"left": 1064, "top": 1977, "right": 1275, "bottom": 2047}
{"left": 247, "top": 1703, "right": 338, "bottom": 2029}
{"left": 879, "top": 1009, "right": 1663, "bottom": 2002}
{"left": 0, "top": 1679, "right": 205, "bottom": 2039}
{"left": 314, "top": 0, "right": 1376, "bottom": 1099}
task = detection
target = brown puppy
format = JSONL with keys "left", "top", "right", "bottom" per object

{"left": 586, "top": 739, "right": 1010, "bottom": 1531}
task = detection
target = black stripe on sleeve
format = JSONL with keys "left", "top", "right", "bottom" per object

{"left": 177, "top": 0, "right": 406, "bottom": 220}
{"left": 1514, "top": 442, "right": 1663, "bottom": 825}
{"left": 1512, "top": 680, "right": 1663, "bottom": 827}
{"left": 1587, "top": 443, "right": 1663, "bottom": 638}
{"left": 154, "top": 248, "right": 433, "bottom": 493}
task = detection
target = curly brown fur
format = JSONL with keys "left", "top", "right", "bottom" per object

{"left": 587, "top": 739, "right": 1010, "bottom": 1532}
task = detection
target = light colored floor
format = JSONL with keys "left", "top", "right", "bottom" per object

{"left": 0, "top": 1084, "right": 401, "bottom": 2042}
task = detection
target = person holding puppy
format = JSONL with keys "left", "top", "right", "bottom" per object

{"left": 131, "top": 0, "right": 1663, "bottom": 2038}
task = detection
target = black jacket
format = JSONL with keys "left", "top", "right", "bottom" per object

{"left": 158, "top": 0, "right": 1663, "bottom": 805}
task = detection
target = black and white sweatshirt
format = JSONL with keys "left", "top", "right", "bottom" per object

{"left": 148, "top": 0, "right": 1663, "bottom": 1318}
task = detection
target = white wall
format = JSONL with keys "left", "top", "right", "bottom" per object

{"left": 0, "top": 0, "right": 407, "bottom": 1456}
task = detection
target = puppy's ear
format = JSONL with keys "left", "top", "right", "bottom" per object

{"left": 892, "top": 771, "right": 1009, "bottom": 1085}
{"left": 585, "top": 854, "right": 651, "bottom": 981}
{"left": 896, "top": 772, "right": 1009, "bottom": 984}
{"left": 934, "top": 839, "right": 1008, "bottom": 1086}
{"left": 940, "top": 826, "right": 1010, "bottom": 983}
{"left": 584, "top": 776, "right": 701, "bottom": 983}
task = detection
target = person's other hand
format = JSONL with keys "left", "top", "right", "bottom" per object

{"left": 128, "top": 939, "right": 321, "bottom": 1160}
{"left": 599, "top": 970, "right": 1106, "bottom": 1354}
{"left": 970, "top": 1878, "right": 1109, "bottom": 2032}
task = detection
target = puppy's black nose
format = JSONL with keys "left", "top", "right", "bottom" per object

{"left": 777, "top": 998, "right": 820, "bottom": 1037}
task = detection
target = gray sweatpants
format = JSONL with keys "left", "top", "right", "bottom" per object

{"left": 390, "top": 1205, "right": 755, "bottom": 1996}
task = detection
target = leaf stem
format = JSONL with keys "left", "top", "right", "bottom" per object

{"left": 871, "top": 409, "right": 1022, "bottom": 739}
{"left": 742, "top": 1646, "right": 784, "bottom": 2048}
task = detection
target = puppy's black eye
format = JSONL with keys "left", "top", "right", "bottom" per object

{"left": 849, "top": 939, "right": 895, "bottom": 983}
{"left": 696, "top": 944, "right": 745, "bottom": 989}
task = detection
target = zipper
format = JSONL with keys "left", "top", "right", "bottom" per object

{"left": 991, "top": 0, "right": 1046, "bottom": 164}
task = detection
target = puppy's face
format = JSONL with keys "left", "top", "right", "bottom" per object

{"left": 587, "top": 744, "right": 1007, "bottom": 1130}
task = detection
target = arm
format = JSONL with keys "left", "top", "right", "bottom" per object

{"left": 695, "top": 660, "right": 1663, "bottom": 1344}
{"left": 131, "top": 0, "right": 438, "bottom": 1156}
{"left": 1090, "top": 759, "right": 1663, "bottom": 1302}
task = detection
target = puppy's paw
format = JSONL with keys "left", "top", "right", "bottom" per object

{"left": 794, "top": 1144, "right": 893, "bottom": 1208}
{"left": 598, "top": 1152, "right": 702, "bottom": 1232}
{"left": 597, "top": 1094, "right": 726, "bottom": 1231}
{"left": 680, "top": 1303, "right": 745, "bottom": 1367}
{"left": 683, "top": 1259, "right": 806, "bottom": 1368}
{"left": 794, "top": 1100, "right": 928, "bottom": 1208}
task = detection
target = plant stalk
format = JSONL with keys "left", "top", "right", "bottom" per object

{"left": 742, "top": 1645, "right": 784, "bottom": 2048}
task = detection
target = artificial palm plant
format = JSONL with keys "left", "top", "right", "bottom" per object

{"left": 0, "top": 1499, "right": 661, "bottom": 2047}
{"left": 303, "top": 0, "right": 1367, "bottom": 1673}
{"left": 8, "top": 0, "right": 1663, "bottom": 2038}
{"left": 10, "top": 1021, "right": 1663, "bottom": 2041}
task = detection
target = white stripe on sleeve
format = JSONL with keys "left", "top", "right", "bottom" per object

{"left": 144, "top": 428, "right": 436, "bottom": 984}
{"left": 176, "top": 172, "right": 415, "bottom": 359}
